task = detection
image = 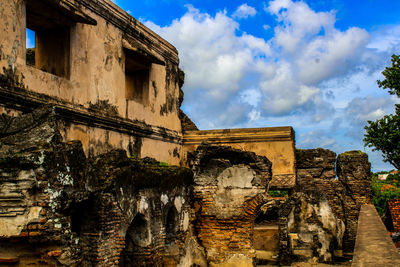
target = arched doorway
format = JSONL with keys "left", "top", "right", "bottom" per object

{"left": 165, "top": 206, "right": 179, "bottom": 245}
{"left": 120, "top": 213, "right": 151, "bottom": 266}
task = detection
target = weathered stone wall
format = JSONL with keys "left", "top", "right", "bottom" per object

{"left": 188, "top": 144, "right": 272, "bottom": 266}
{"left": 296, "top": 148, "right": 372, "bottom": 253}
{"left": 0, "top": 107, "right": 198, "bottom": 266}
{"left": 336, "top": 151, "right": 372, "bottom": 251}
{"left": 179, "top": 109, "right": 198, "bottom": 132}
{"left": 283, "top": 192, "right": 345, "bottom": 263}
{"left": 0, "top": 0, "right": 185, "bottom": 165}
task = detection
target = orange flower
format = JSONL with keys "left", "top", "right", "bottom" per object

{"left": 381, "top": 184, "right": 395, "bottom": 192}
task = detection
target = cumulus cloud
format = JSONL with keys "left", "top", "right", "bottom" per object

{"left": 144, "top": 1, "right": 400, "bottom": 169}
{"left": 368, "top": 25, "right": 400, "bottom": 52}
{"left": 267, "top": 0, "right": 336, "bottom": 53}
{"left": 345, "top": 97, "right": 391, "bottom": 124}
{"left": 232, "top": 3, "right": 257, "bottom": 19}
{"left": 145, "top": 5, "right": 271, "bottom": 127}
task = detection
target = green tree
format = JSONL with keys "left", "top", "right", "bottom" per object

{"left": 364, "top": 55, "right": 400, "bottom": 169}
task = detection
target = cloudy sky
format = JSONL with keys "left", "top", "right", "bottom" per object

{"left": 111, "top": 0, "right": 400, "bottom": 171}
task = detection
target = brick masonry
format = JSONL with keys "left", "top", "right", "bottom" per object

{"left": 188, "top": 144, "right": 272, "bottom": 266}
{"left": 296, "top": 149, "right": 372, "bottom": 253}
{"left": 0, "top": 107, "right": 197, "bottom": 266}
{"left": 387, "top": 199, "right": 400, "bottom": 232}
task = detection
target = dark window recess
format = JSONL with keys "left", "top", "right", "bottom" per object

{"left": 255, "top": 206, "right": 280, "bottom": 225}
{"left": 124, "top": 48, "right": 151, "bottom": 105}
{"left": 25, "top": 0, "right": 74, "bottom": 78}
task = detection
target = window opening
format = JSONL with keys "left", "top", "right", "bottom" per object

{"left": 125, "top": 49, "right": 151, "bottom": 105}
{"left": 26, "top": 28, "right": 36, "bottom": 66}
{"left": 25, "top": 1, "right": 72, "bottom": 78}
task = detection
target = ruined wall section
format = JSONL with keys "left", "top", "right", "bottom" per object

{"left": 282, "top": 192, "right": 345, "bottom": 263}
{"left": 0, "top": 107, "right": 198, "bottom": 266}
{"left": 189, "top": 144, "right": 272, "bottom": 267}
{"left": 295, "top": 149, "right": 372, "bottom": 253}
{"left": 336, "top": 151, "right": 372, "bottom": 252}
{"left": 0, "top": 0, "right": 185, "bottom": 165}
{"left": 184, "top": 127, "right": 296, "bottom": 189}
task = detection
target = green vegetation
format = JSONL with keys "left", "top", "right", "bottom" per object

{"left": 268, "top": 190, "right": 289, "bottom": 197}
{"left": 364, "top": 55, "right": 400, "bottom": 169}
{"left": 371, "top": 172, "right": 400, "bottom": 215}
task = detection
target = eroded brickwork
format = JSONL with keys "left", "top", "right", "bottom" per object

{"left": 388, "top": 199, "right": 400, "bottom": 232}
{"left": 189, "top": 144, "right": 272, "bottom": 266}
{"left": 296, "top": 149, "right": 372, "bottom": 253}
{"left": 0, "top": 107, "right": 197, "bottom": 266}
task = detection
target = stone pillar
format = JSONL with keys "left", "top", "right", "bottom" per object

{"left": 295, "top": 149, "right": 372, "bottom": 254}
{"left": 337, "top": 151, "right": 372, "bottom": 252}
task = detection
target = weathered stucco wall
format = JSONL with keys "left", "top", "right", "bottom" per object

{"left": 0, "top": 0, "right": 184, "bottom": 165}
{"left": 184, "top": 127, "right": 296, "bottom": 189}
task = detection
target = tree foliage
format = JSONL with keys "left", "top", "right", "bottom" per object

{"left": 377, "top": 55, "right": 400, "bottom": 97}
{"left": 364, "top": 55, "right": 400, "bottom": 169}
{"left": 371, "top": 172, "right": 400, "bottom": 215}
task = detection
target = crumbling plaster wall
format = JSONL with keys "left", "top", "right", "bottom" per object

{"left": 0, "top": 107, "right": 199, "bottom": 266}
{"left": 295, "top": 148, "right": 372, "bottom": 253}
{"left": 184, "top": 127, "right": 296, "bottom": 189}
{"left": 0, "top": 0, "right": 184, "bottom": 165}
{"left": 283, "top": 192, "right": 345, "bottom": 263}
{"left": 188, "top": 144, "right": 273, "bottom": 266}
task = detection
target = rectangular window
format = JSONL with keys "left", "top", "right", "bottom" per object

{"left": 26, "top": 28, "right": 35, "bottom": 66}
{"left": 125, "top": 49, "right": 151, "bottom": 105}
{"left": 25, "top": 1, "right": 72, "bottom": 78}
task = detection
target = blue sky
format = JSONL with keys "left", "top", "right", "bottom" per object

{"left": 112, "top": 1, "right": 399, "bottom": 171}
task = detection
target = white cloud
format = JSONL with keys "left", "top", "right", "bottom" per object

{"left": 144, "top": 1, "right": 400, "bottom": 170}
{"left": 267, "top": 0, "right": 336, "bottom": 53}
{"left": 232, "top": 3, "right": 257, "bottom": 19}
{"left": 296, "top": 27, "right": 369, "bottom": 84}
{"left": 145, "top": 5, "right": 270, "bottom": 108}
{"left": 368, "top": 25, "right": 400, "bottom": 52}
{"left": 345, "top": 97, "right": 393, "bottom": 123}
{"left": 298, "top": 129, "right": 337, "bottom": 149}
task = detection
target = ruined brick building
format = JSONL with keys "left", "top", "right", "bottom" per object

{"left": 0, "top": 0, "right": 372, "bottom": 266}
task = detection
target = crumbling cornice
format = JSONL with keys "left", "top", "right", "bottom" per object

{"left": 0, "top": 85, "right": 182, "bottom": 144}
{"left": 70, "top": 0, "right": 180, "bottom": 65}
